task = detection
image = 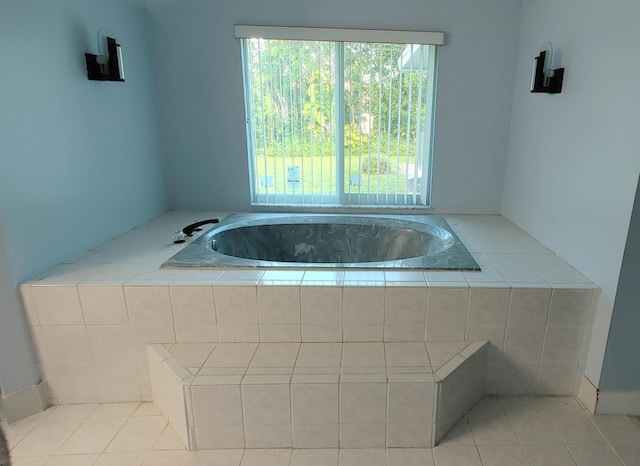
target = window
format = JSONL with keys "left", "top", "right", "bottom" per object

{"left": 237, "top": 26, "right": 442, "bottom": 207}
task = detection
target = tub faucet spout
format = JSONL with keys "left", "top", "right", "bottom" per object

{"left": 183, "top": 218, "right": 219, "bottom": 237}
{"left": 174, "top": 218, "right": 219, "bottom": 244}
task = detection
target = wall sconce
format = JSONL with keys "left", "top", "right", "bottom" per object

{"left": 85, "top": 31, "right": 125, "bottom": 82}
{"left": 530, "top": 41, "right": 563, "bottom": 94}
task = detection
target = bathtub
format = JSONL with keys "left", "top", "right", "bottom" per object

{"left": 163, "top": 213, "right": 479, "bottom": 270}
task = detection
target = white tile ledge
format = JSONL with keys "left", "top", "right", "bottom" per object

{"left": 20, "top": 212, "right": 598, "bottom": 290}
{"left": 152, "top": 341, "right": 489, "bottom": 383}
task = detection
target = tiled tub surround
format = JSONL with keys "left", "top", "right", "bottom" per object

{"left": 148, "top": 341, "right": 488, "bottom": 449}
{"left": 163, "top": 213, "right": 480, "bottom": 270}
{"left": 19, "top": 212, "right": 599, "bottom": 406}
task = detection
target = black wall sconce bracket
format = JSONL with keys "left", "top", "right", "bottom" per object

{"left": 530, "top": 50, "right": 564, "bottom": 94}
{"left": 85, "top": 36, "right": 125, "bottom": 82}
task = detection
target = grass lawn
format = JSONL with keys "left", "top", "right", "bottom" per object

{"left": 253, "top": 154, "right": 420, "bottom": 196}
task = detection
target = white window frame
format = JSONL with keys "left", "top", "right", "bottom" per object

{"left": 236, "top": 25, "right": 444, "bottom": 208}
{"left": 235, "top": 25, "right": 444, "bottom": 46}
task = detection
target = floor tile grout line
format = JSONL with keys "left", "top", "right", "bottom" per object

{"left": 11, "top": 406, "right": 93, "bottom": 458}
{"left": 53, "top": 413, "right": 117, "bottom": 458}
{"left": 504, "top": 408, "right": 527, "bottom": 447}
{"left": 5, "top": 408, "right": 49, "bottom": 452}
{"left": 99, "top": 413, "right": 138, "bottom": 458}
{"left": 504, "top": 404, "right": 565, "bottom": 447}
{"left": 541, "top": 400, "right": 627, "bottom": 465}
{"left": 587, "top": 416, "right": 633, "bottom": 466}
{"left": 101, "top": 405, "right": 167, "bottom": 456}
{"left": 473, "top": 443, "right": 487, "bottom": 466}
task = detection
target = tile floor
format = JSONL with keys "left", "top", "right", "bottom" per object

{"left": 3, "top": 396, "right": 640, "bottom": 466}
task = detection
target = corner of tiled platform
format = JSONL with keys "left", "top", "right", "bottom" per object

{"left": 16, "top": 211, "right": 601, "bottom": 450}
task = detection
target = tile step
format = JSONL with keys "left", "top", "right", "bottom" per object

{"left": 148, "top": 341, "right": 488, "bottom": 449}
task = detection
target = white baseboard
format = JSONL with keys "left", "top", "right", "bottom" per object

{"left": 596, "top": 390, "right": 640, "bottom": 415}
{"left": 1, "top": 381, "right": 49, "bottom": 423}
{"left": 577, "top": 375, "right": 598, "bottom": 413}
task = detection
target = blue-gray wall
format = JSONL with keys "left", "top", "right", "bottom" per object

{"left": 502, "top": 0, "right": 640, "bottom": 390}
{"left": 151, "top": 0, "right": 522, "bottom": 214}
{"left": 600, "top": 176, "right": 640, "bottom": 390}
{"left": 0, "top": 224, "right": 40, "bottom": 396}
{"left": 0, "top": 0, "right": 167, "bottom": 396}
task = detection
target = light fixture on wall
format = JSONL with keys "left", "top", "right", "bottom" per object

{"left": 85, "top": 29, "right": 125, "bottom": 82}
{"left": 530, "top": 41, "right": 563, "bottom": 94}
